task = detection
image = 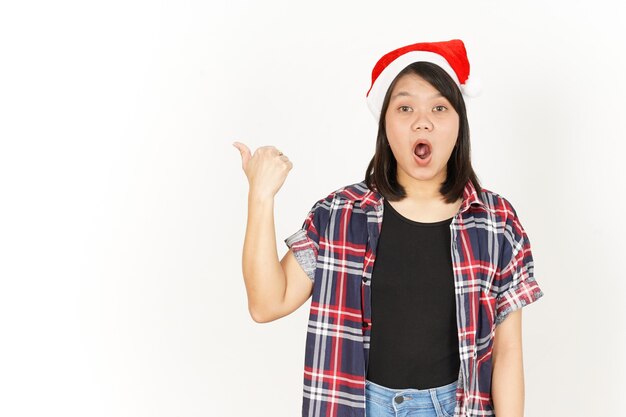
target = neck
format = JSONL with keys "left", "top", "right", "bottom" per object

{"left": 396, "top": 169, "right": 447, "bottom": 203}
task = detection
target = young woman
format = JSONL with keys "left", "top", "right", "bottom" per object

{"left": 234, "top": 39, "right": 544, "bottom": 417}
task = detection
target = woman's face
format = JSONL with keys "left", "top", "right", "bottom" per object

{"left": 384, "top": 73, "right": 459, "bottom": 186}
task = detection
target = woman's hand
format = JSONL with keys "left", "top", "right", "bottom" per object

{"left": 232, "top": 141, "right": 293, "bottom": 199}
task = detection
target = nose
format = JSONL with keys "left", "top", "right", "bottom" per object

{"left": 411, "top": 114, "right": 433, "bottom": 131}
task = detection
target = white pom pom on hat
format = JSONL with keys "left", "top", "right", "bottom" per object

{"left": 366, "top": 39, "right": 483, "bottom": 122}
{"left": 460, "top": 74, "right": 483, "bottom": 98}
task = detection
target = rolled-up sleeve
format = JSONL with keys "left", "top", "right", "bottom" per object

{"left": 284, "top": 196, "right": 330, "bottom": 283}
{"left": 494, "top": 199, "right": 545, "bottom": 326}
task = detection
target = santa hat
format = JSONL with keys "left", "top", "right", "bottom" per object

{"left": 365, "top": 39, "right": 482, "bottom": 121}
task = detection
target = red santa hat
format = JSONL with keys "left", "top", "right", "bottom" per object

{"left": 366, "top": 39, "right": 482, "bottom": 121}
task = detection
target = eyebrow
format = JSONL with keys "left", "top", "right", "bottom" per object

{"left": 391, "top": 91, "right": 444, "bottom": 100}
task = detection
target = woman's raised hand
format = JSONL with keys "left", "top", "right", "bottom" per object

{"left": 232, "top": 141, "right": 293, "bottom": 199}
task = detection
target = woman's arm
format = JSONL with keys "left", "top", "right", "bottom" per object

{"left": 233, "top": 142, "right": 295, "bottom": 322}
{"left": 491, "top": 309, "right": 524, "bottom": 417}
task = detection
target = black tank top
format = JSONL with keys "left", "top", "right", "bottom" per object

{"left": 366, "top": 198, "right": 460, "bottom": 389}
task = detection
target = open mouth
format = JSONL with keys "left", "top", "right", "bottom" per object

{"left": 414, "top": 142, "right": 432, "bottom": 160}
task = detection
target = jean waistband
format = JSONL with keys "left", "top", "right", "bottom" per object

{"left": 365, "top": 378, "right": 459, "bottom": 400}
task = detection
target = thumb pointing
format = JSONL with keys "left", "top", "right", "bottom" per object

{"left": 232, "top": 141, "right": 251, "bottom": 170}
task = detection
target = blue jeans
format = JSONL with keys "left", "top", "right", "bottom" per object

{"left": 365, "top": 378, "right": 458, "bottom": 417}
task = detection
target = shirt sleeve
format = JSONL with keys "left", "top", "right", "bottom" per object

{"left": 283, "top": 195, "right": 331, "bottom": 283}
{"left": 494, "top": 199, "right": 545, "bottom": 326}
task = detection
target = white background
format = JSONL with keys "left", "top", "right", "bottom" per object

{"left": 1, "top": 1, "right": 624, "bottom": 416}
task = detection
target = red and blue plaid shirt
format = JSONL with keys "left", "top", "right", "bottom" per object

{"left": 284, "top": 179, "right": 544, "bottom": 417}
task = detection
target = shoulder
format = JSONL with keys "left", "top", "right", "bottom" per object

{"left": 304, "top": 181, "right": 373, "bottom": 219}
{"left": 312, "top": 180, "right": 372, "bottom": 205}
{"left": 477, "top": 187, "right": 529, "bottom": 244}
{"left": 335, "top": 181, "right": 372, "bottom": 200}
{"left": 476, "top": 186, "right": 520, "bottom": 220}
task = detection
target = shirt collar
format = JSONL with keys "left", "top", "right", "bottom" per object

{"left": 337, "top": 179, "right": 497, "bottom": 215}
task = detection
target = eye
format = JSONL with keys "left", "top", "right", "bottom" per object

{"left": 398, "top": 105, "right": 412, "bottom": 112}
{"left": 434, "top": 105, "right": 447, "bottom": 112}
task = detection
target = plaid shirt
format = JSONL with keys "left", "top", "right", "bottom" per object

{"left": 284, "top": 179, "right": 544, "bottom": 417}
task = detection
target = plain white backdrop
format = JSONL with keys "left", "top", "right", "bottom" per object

{"left": 1, "top": 1, "right": 625, "bottom": 416}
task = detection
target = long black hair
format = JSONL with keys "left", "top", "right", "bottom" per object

{"left": 364, "top": 61, "right": 482, "bottom": 204}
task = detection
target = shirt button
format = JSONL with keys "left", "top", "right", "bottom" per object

{"left": 362, "top": 321, "right": 369, "bottom": 328}
{"left": 395, "top": 396, "right": 404, "bottom": 404}
{"left": 362, "top": 277, "right": 367, "bottom": 283}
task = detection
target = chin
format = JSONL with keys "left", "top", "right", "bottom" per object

{"left": 405, "top": 169, "right": 435, "bottom": 181}
{"left": 409, "top": 164, "right": 443, "bottom": 180}
{"left": 409, "top": 173, "right": 436, "bottom": 182}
